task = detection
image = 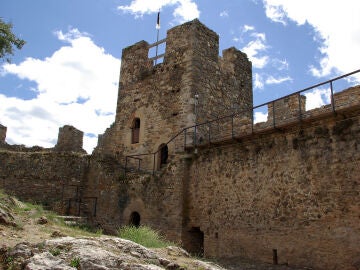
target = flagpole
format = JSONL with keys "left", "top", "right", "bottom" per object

{"left": 155, "top": 10, "right": 160, "bottom": 65}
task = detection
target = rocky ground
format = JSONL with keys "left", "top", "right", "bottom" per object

{"left": 0, "top": 192, "right": 308, "bottom": 270}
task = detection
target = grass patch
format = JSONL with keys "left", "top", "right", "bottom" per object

{"left": 0, "top": 189, "right": 6, "bottom": 199}
{"left": 13, "top": 201, "right": 45, "bottom": 218}
{"left": 0, "top": 190, "right": 103, "bottom": 240}
{"left": 36, "top": 241, "right": 46, "bottom": 251}
{"left": 70, "top": 257, "right": 81, "bottom": 269}
{"left": 49, "top": 248, "right": 61, "bottom": 256}
{"left": 118, "top": 226, "right": 173, "bottom": 248}
{"left": 70, "top": 224, "right": 102, "bottom": 235}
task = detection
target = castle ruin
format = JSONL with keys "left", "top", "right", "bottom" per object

{"left": 0, "top": 19, "right": 359, "bottom": 270}
{"left": 0, "top": 124, "right": 6, "bottom": 144}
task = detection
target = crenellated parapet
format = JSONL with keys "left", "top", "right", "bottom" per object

{"left": 106, "top": 19, "right": 253, "bottom": 159}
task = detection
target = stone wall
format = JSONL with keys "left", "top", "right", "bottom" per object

{"left": 0, "top": 123, "right": 87, "bottom": 215}
{"left": 55, "top": 125, "right": 85, "bottom": 153}
{"left": 184, "top": 106, "right": 360, "bottom": 269}
{"left": 95, "top": 19, "right": 252, "bottom": 171}
{"left": 0, "top": 150, "right": 89, "bottom": 212}
{"left": 0, "top": 124, "right": 6, "bottom": 144}
{"left": 82, "top": 153, "right": 189, "bottom": 241}
{"left": 267, "top": 94, "right": 306, "bottom": 124}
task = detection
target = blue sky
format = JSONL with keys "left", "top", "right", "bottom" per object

{"left": 1, "top": 0, "right": 359, "bottom": 153}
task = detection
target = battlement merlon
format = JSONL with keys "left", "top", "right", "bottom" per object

{"left": 0, "top": 124, "right": 7, "bottom": 144}
{"left": 221, "top": 47, "right": 252, "bottom": 75}
{"left": 119, "top": 40, "right": 153, "bottom": 88}
{"left": 55, "top": 125, "right": 85, "bottom": 153}
{"left": 118, "top": 19, "right": 252, "bottom": 87}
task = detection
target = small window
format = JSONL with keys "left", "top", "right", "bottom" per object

{"left": 131, "top": 118, "right": 140, "bottom": 144}
{"left": 158, "top": 144, "right": 168, "bottom": 169}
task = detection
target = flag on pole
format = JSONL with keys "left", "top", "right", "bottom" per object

{"left": 156, "top": 11, "right": 160, "bottom": 29}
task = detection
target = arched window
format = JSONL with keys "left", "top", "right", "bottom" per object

{"left": 131, "top": 118, "right": 140, "bottom": 144}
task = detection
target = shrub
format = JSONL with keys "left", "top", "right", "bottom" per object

{"left": 118, "top": 226, "right": 173, "bottom": 248}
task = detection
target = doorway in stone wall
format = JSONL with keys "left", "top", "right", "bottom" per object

{"left": 183, "top": 227, "right": 204, "bottom": 256}
{"left": 129, "top": 211, "right": 141, "bottom": 227}
{"left": 158, "top": 144, "right": 168, "bottom": 169}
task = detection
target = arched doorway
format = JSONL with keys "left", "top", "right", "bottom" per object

{"left": 182, "top": 227, "right": 204, "bottom": 256}
{"left": 158, "top": 144, "right": 168, "bottom": 169}
{"left": 129, "top": 211, "right": 141, "bottom": 227}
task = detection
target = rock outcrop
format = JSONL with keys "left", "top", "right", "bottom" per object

{"left": 0, "top": 196, "right": 17, "bottom": 227}
{"left": 5, "top": 237, "right": 224, "bottom": 270}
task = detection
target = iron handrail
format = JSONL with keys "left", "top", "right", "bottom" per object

{"left": 124, "top": 69, "right": 360, "bottom": 174}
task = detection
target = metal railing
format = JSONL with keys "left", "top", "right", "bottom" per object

{"left": 62, "top": 184, "right": 97, "bottom": 217}
{"left": 124, "top": 69, "right": 360, "bottom": 175}
{"left": 148, "top": 38, "right": 166, "bottom": 65}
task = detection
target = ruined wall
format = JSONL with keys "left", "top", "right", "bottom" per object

{"left": 0, "top": 124, "right": 6, "bottom": 144}
{"left": 0, "top": 124, "right": 88, "bottom": 213}
{"left": 55, "top": 125, "right": 85, "bottom": 153}
{"left": 0, "top": 150, "right": 89, "bottom": 212}
{"left": 184, "top": 106, "right": 360, "bottom": 269}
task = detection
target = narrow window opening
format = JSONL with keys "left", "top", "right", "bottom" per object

{"left": 273, "top": 249, "right": 278, "bottom": 265}
{"left": 158, "top": 144, "right": 168, "bottom": 169}
{"left": 131, "top": 118, "right": 140, "bottom": 144}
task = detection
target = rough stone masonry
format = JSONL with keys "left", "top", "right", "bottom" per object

{"left": 0, "top": 19, "right": 359, "bottom": 270}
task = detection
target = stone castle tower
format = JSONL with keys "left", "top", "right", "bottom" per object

{"left": 2, "top": 19, "right": 359, "bottom": 270}
{"left": 96, "top": 19, "right": 252, "bottom": 167}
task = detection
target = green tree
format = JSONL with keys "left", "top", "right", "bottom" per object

{"left": 0, "top": 18, "right": 25, "bottom": 62}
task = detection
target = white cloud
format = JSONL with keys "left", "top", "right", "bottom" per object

{"left": 235, "top": 25, "right": 269, "bottom": 69}
{"left": 254, "top": 73, "right": 292, "bottom": 90}
{"left": 243, "top": 25, "right": 255, "bottom": 32}
{"left": 272, "top": 58, "right": 289, "bottom": 71}
{"left": 173, "top": 0, "right": 199, "bottom": 22}
{"left": 220, "top": 10, "right": 229, "bottom": 17}
{"left": 242, "top": 35, "right": 269, "bottom": 69}
{"left": 254, "top": 73, "right": 264, "bottom": 90}
{"left": 118, "top": 0, "right": 200, "bottom": 23}
{"left": 304, "top": 88, "right": 331, "bottom": 111}
{"left": 263, "top": 0, "right": 360, "bottom": 81}
{"left": 254, "top": 111, "right": 268, "bottom": 123}
{"left": 1, "top": 28, "right": 120, "bottom": 153}
{"left": 265, "top": 75, "right": 292, "bottom": 84}
{"left": 264, "top": 3, "right": 286, "bottom": 25}
{"left": 55, "top": 28, "right": 90, "bottom": 42}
